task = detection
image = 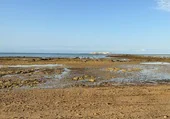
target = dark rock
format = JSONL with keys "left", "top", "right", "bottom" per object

{"left": 74, "top": 57, "right": 80, "bottom": 59}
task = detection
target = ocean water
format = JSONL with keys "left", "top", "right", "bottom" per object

{"left": 0, "top": 53, "right": 107, "bottom": 58}
{"left": 1, "top": 53, "right": 170, "bottom": 58}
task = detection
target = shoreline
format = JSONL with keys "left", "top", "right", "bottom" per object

{"left": 0, "top": 55, "right": 170, "bottom": 89}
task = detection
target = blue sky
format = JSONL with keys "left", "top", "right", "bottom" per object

{"left": 0, "top": 0, "right": 170, "bottom": 53}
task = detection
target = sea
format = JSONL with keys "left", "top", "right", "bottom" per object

{"left": 0, "top": 53, "right": 170, "bottom": 58}
{"left": 0, "top": 53, "right": 107, "bottom": 58}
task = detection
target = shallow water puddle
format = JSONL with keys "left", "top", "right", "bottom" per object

{"left": 101, "top": 64, "right": 170, "bottom": 84}
{"left": 54, "top": 68, "right": 70, "bottom": 79}
{"left": 43, "top": 68, "right": 70, "bottom": 80}
{"left": 141, "top": 62, "right": 170, "bottom": 65}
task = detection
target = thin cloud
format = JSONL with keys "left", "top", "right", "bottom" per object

{"left": 156, "top": 0, "right": 170, "bottom": 12}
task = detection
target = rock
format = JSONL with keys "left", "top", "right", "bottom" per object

{"left": 40, "top": 58, "right": 50, "bottom": 60}
{"left": 107, "top": 103, "right": 112, "bottom": 105}
{"left": 73, "top": 75, "right": 95, "bottom": 82}
{"left": 164, "top": 115, "right": 168, "bottom": 118}
{"left": 1, "top": 85, "right": 5, "bottom": 89}
{"left": 4, "top": 81, "right": 11, "bottom": 88}
{"left": 132, "top": 68, "right": 141, "bottom": 71}
{"left": 114, "top": 68, "right": 119, "bottom": 72}
{"left": 72, "top": 77, "right": 79, "bottom": 81}
{"left": 89, "top": 79, "right": 95, "bottom": 82}
{"left": 111, "top": 60, "right": 116, "bottom": 62}
{"left": 83, "top": 75, "right": 89, "bottom": 78}
{"left": 74, "top": 57, "right": 80, "bottom": 59}
{"left": 78, "top": 77, "right": 83, "bottom": 80}
{"left": 33, "top": 81, "right": 39, "bottom": 84}
{"left": 107, "top": 68, "right": 114, "bottom": 71}
{"left": 14, "top": 85, "right": 20, "bottom": 88}
{"left": 121, "top": 69, "right": 127, "bottom": 72}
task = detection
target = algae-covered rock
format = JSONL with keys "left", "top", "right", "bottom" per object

{"left": 0, "top": 78, "right": 45, "bottom": 90}
{"left": 121, "top": 69, "right": 127, "bottom": 72}
{"left": 72, "top": 75, "right": 96, "bottom": 82}
{"left": 83, "top": 75, "right": 89, "bottom": 78}
{"left": 73, "top": 77, "right": 79, "bottom": 81}
{"left": 78, "top": 77, "right": 83, "bottom": 80}
{"left": 88, "top": 79, "right": 96, "bottom": 82}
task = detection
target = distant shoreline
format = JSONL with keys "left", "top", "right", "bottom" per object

{"left": 1, "top": 53, "right": 170, "bottom": 58}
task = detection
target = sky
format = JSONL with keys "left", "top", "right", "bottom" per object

{"left": 0, "top": 0, "right": 170, "bottom": 54}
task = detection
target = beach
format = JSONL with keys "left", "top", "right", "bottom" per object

{"left": 1, "top": 85, "right": 170, "bottom": 119}
{"left": 0, "top": 55, "right": 170, "bottom": 119}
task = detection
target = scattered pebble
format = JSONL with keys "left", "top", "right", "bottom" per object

{"left": 164, "top": 115, "right": 168, "bottom": 119}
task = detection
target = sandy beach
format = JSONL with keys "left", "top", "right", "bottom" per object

{"left": 1, "top": 85, "right": 170, "bottom": 119}
{"left": 0, "top": 55, "right": 170, "bottom": 119}
{"left": 1, "top": 0, "right": 170, "bottom": 118}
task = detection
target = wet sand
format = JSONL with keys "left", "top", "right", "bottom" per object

{"left": 0, "top": 55, "right": 170, "bottom": 118}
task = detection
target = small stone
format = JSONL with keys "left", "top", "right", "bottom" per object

{"left": 114, "top": 67, "right": 120, "bottom": 72}
{"left": 72, "top": 77, "right": 79, "bottom": 81}
{"left": 121, "top": 69, "right": 127, "bottom": 72}
{"left": 164, "top": 115, "right": 168, "bottom": 118}
{"left": 82, "top": 59, "right": 87, "bottom": 62}
{"left": 83, "top": 75, "right": 89, "bottom": 78}
{"left": 111, "top": 60, "right": 116, "bottom": 62}
{"left": 0, "top": 81, "right": 3, "bottom": 84}
{"left": 93, "top": 113, "right": 99, "bottom": 116}
{"left": 107, "top": 68, "right": 113, "bottom": 71}
{"left": 76, "top": 113, "right": 81, "bottom": 116}
{"left": 78, "top": 77, "right": 83, "bottom": 80}
{"left": 89, "top": 79, "right": 95, "bottom": 82}
{"left": 4, "top": 81, "right": 11, "bottom": 87}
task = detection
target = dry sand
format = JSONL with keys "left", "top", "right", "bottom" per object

{"left": 0, "top": 85, "right": 170, "bottom": 119}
